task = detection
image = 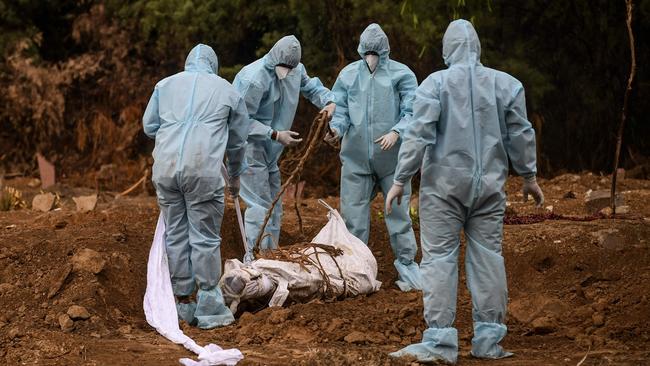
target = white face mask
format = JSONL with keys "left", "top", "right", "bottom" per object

{"left": 365, "top": 54, "right": 379, "bottom": 73}
{"left": 275, "top": 66, "right": 291, "bottom": 80}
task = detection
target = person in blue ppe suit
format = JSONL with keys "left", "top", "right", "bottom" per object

{"left": 234, "top": 36, "right": 335, "bottom": 262}
{"left": 324, "top": 23, "right": 422, "bottom": 292}
{"left": 143, "top": 44, "right": 250, "bottom": 330}
{"left": 385, "top": 20, "right": 544, "bottom": 363}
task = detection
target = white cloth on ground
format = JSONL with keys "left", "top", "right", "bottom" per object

{"left": 143, "top": 213, "right": 244, "bottom": 366}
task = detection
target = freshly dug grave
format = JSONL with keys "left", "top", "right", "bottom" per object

{"left": 0, "top": 174, "right": 649, "bottom": 365}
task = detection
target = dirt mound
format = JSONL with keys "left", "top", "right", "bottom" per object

{"left": 0, "top": 174, "right": 649, "bottom": 364}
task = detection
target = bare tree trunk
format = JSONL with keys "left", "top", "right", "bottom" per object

{"left": 611, "top": 0, "right": 636, "bottom": 215}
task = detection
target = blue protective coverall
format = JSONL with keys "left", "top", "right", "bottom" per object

{"left": 330, "top": 23, "right": 422, "bottom": 291}
{"left": 234, "top": 36, "right": 334, "bottom": 260}
{"left": 389, "top": 20, "right": 538, "bottom": 363}
{"left": 143, "top": 44, "right": 250, "bottom": 329}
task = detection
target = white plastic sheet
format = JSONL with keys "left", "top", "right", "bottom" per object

{"left": 222, "top": 200, "right": 382, "bottom": 308}
{"left": 143, "top": 213, "right": 244, "bottom": 366}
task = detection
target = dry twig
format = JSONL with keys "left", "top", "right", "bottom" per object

{"left": 253, "top": 111, "right": 330, "bottom": 253}
{"left": 117, "top": 169, "right": 149, "bottom": 197}
{"left": 611, "top": 0, "right": 636, "bottom": 214}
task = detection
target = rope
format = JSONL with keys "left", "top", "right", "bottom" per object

{"left": 253, "top": 111, "right": 330, "bottom": 255}
{"left": 256, "top": 242, "right": 347, "bottom": 301}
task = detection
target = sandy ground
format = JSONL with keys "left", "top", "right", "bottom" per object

{"left": 1, "top": 173, "right": 649, "bottom": 365}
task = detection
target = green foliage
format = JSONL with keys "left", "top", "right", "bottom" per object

{"left": 0, "top": 0, "right": 648, "bottom": 177}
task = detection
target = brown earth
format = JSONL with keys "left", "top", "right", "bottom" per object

{"left": 1, "top": 173, "right": 649, "bottom": 365}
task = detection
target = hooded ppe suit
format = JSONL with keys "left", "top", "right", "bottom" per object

{"left": 330, "top": 24, "right": 422, "bottom": 291}
{"left": 234, "top": 36, "right": 334, "bottom": 261}
{"left": 389, "top": 20, "right": 537, "bottom": 363}
{"left": 143, "top": 44, "right": 250, "bottom": 329}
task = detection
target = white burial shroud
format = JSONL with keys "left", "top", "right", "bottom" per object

{"left": 143, "top": 213, "right": 244, "bottom": 366}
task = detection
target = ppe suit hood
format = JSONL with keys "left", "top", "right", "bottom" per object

{"left": 264, "top": 35, "right": 302, "bottom": 69}
{"left": 442, "top": 19, "right": 481, "bottom": 67}
{"left": 184, "top": 44, "right": 219, "bottom": 74}
{"left": 357, "top": 23, "right": 390, "bottom": 61}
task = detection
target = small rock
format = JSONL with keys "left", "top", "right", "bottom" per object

{"left": 563, "top": 191, "right": 577, "bottom": 199}
{"left": 326, "top": 318, "right": 345, "bottom": 333}
{"left": 47, "top": 263, "right": 72, "bottom": 299}
{"left": 593, "top": 229, "right": 626, "bottom": 251}
{"left": 402, "top": 326, "right": 416, "bottom": 336}
{"left": 530, "top": 316, "right": 556, "bottom": 334}
{"left": 592, "top": 299, "right": 608, "bottom": 313}
{"left": 90, "top": 332, "right": 101, "bottom": 338}
{"left": 71, "top": 248, "right": 106, "bottom": 274}
{"left": 564, "top": 327, "right": 581, "bottom": 340}
{"left": 0, "top": 312, "right": 11, "bottom": 324}
{"left": 67, "top": 305, "right": 90, "bottom": 320}
{"left": 53, "top": 221, "right": 67, "bottom": 229}
{"left": 32, "top": 193, "right": 56, "bottom": 212}
{"left": 585, "top": 190, "right": 624, "bottom": 213}
{"left": 389, "top": 334, "right": 401, "bottom": 343}
{"left": 58, "top": 314, "right": 74, "bottom": 332}
{"left": 0, "top": 283, "right": 15, "bottom": 296}
{"left": 599, "top": 207, "right": 613, "bottom": 216}
{"left": 112, "top": 233, "right": 127, "bottom": 242}
{"left": 8, "top": 327, "right": 24, "bottom": 339}
{"left": 398, "top": 305, "right": 415, "bottom": 319}
{"left": 509, "top": 295, "right": 569, "bottom": 324}
{"left": 267, "top": 308, "right": 292, "bottom": 324}
{"left": 72, "top": 194, "right": 98, "bottom": 213}
{"left": 545, "top": 205, "right": 554, "bottom": 212}
{"left": 45, "top": 312, "right": 57, "bottom": 326}
{"left": 118, "top": 325, "right": 132, "bottom": 334}
{"left": 27, "top": 178, "right": 41, "bottom": 188}
{"left": 366, "top": 331, "right": 387, "bottom": 344}
{"left": 344, "top": 331, "right": 367, "bottom": 344}
{"left": 615, "top": 205, "right": 630, "bottom": 214}
{"left": 591, "top": 335, "right": 607, "bottom": 347}
{"left": 592, "top": 313, "right": 605, "bottom": 327}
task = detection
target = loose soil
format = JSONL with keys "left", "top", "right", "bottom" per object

{"left": 1, "top": 173, "right": 649, "bottom": 365}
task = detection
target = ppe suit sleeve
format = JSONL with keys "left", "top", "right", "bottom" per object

{"left": 226, "top": 96, "right": 251, "bottom": 178}
{"left": 238, "top": 78, "right": 274, "bottom": 141}
{"left": 299, "top": 65, "right": 334, "bottom": 109}
{"left": 394, "top": 75, "right": 441, "bottom": 185}
{"left": 329, "top": 73, "right": 351, "bottom": 136}
{"left": 504, "top": 83, "right": 537, "bottom": 178}
{"left": 142, "top": 87, "right": 160, "bottom": 139}
{"left": 391, "top": 68, "right": 418, "bottom": 136}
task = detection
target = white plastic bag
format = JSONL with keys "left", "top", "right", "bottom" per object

{"left": 143, "top": 213, "right": 244, "bottom": 366}
{"left": 222, "top": 200, "right": 381, "bottom": 309}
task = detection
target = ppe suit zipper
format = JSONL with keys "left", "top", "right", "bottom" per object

{"left": 469, "top": 68, "right": 481, "bottom": 199}
{"left": 462, "top": 23, "right": 482, "bottom": 202}
{"left": 367, "top": 71, "right": 375, "bottom": 171}
{"left": 177, "top": 46, "right": 202, "bottom": 174}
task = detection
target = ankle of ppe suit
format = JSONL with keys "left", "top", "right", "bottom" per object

{"left": 171, "top": 279, "right": 196, "bottom": 297}
{"left": 470, "top": 322, "right": 513, "bottom": 359}
{"left": 393, "top": 259, "right": 423, "bottom": 291}
{"left": 195, "top": 287, "right": 235, "bottom": 329}
{"left": 389, "top": 327, "right": 458, "bottom": 364}
{"left": 176, "top": 301, "right": 197, "bottom": 326}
